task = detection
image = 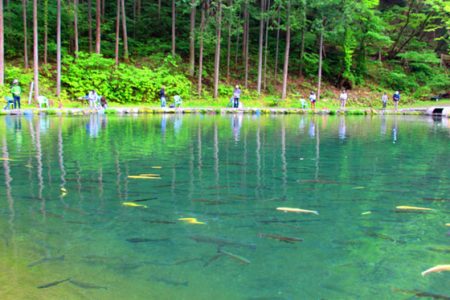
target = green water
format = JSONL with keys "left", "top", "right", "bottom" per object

{"left": 0, "top": 114, "right": 449, "bottom": 299}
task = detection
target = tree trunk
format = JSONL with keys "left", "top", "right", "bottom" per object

{"left": 189, "top": 0, "right": 196, "bottom": 76}
{"left": 88, "top": 0, "right": 93, "bottom": 52}
{"left": 158, "top": 0, "right": 161, "bottom": 19}
{"left": 0, "top": 0, "right": 3, "bottom": 85}
{"left": 213, "top": 0, "right": 222, "bottom": 99}
{"left": 263, "top": 0, "right": 270, "bottom": 90}
{"left": 56, "top": 0, "right": 61, "bottom": 97}
{"left": 317, "top": 21, "right": 324, "bottom": 102}
{"left": 197, "top": 2, "right": 206, "bottom": 95}
{"left": 43, "top": 0, "right": 48, "bottom": 64}
{"left": 226, "top": 0, "right": 232, "bottom": 83}
{"left": 23, "top": 0, "right": 29, "bottom": 69}
{"left": 274, "top": 7, "right": 280, "bottom": 78}
{"left": 74, "top": 0, "right": 79, "bottom": 58}
{"left": 234, "top": 10, "right": 241, "bottom": 65}
{"left": 96, "top": 0, "right": 101, "bottom": 53}
{"left": 172, "top": 0, "right": 176, "bottom": 56}
{"left": 121, "top": 0, "right": 129, "bottom": 61}
{"left": 115, "top": 0, "right": 120, "bottom": 66}
{"left": 281, "top": 0, "right": 290, "bottom": 100}
{"left": 298, "top": 26, "right": 305, "bottom": 77}
{"left": 244, "top": 1, "right": 249, "bottom": 88}
{"left": 257, "top": 0, "right": 265, "bottom": 95}
{"left": 33, "top": 0, "right": 39, "bottom": 102}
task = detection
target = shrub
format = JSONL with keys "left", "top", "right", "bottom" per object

{"left": 61, "top": 52, "right": 192, "bottom": 104}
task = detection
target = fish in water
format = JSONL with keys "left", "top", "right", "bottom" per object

{"left": 28, "top": 255, "right": 65, "bottom": 268}
{"left": 151, "top": 276, "right": 188, "bottom": 287}
{"left": 128, "top": 174, "right": 161, "bottom": 180}
{"left": 69, "top": 279, "right": 108, "bottom": 290}
{"left": 126, "top": 237, "right": 170, "bottom": 243}
{"left": 276, "top": 207, "right": 319, "bottom": 215}
{"left": 446, "top": 223, "right": 450, "bottom": 227}
{"left": 178, "top": 217, "right": 206, "bottom": 225}
{"left": 365, "top": 231, "right": 406, "bottom": 244}
{"left": 219, "top": 249, "right": 251, "bottom": 264}
{"left": 122, "top": 202, "right": 147, "bottom": 208}
{"left": 421, "top": 265, "right": 450, "bottom": 276}
{"left": 143, "top": 219, "right": 176, "bottom": 224}
{"left": 204, "top": 253, "right": 224, "bottom": 267}
{"left": 152, "top": 166, "right": 162, "bottom": 169}
{"left": 395, "top": 205, "right": 434, "bottom": 212}
{"left": 130, "top": 197, "right": 158, "bottom": 203}
{"left": 258, "top": 233, "right": 303, "bottom": 244}
{"left": 393, "top": 288, "right": 450, "bottom": 300}
{"left": 190, "top": 235, "right": 256, "bottom": 250}
{"left": 0, "top": 157, "right": 14, "bottom": 161}
{"left": 37, "top": 278, "right": 71, "bottom": 289}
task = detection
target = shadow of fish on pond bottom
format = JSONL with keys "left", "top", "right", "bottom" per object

{"left": 150, "top": 276, "right": 188, "bottom": 287}
{"left": 69, "top": 279, "right": 108, "bottom": 290}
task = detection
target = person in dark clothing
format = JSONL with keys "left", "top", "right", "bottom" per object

{"left": 160, "top": 86, "right": 166, "bottom": 108}
{"left": 233, "top": 85, "right": 241, "bottom": 108}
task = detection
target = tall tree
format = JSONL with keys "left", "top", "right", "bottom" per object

{"left": 213, "top": 0, "right": 223, "bottom": 99}
{"left": 317, "top": 18, "right": 324, "bottom": 102}
{"left": 281, "top": 0, "right": 291, "bottom": 100}
{"left": 56, "top": 0, "right": 61, "bottom": 97}
{"left": 43, "top": 0, "right": 48, "bottom": 64}
{"left": 298, "top": 0, "right": 306, "bottom": 77}
{"left": 0, "top": 0, "right": 3, "bottom": 85}
{"left": 115, "top": 0, "right": 120, "bottom": 66}
{"left": 243, "top": 1, "right": 249, "bottom": 88}
{"left": 158, "top": 0, "right": 161, "bottom": 19}
{"left": 74, "top": 0, "right": 79, "bottom": 58}
{"left": 189, "top": 0, "right": 196, "bottom": 76}
{"left": 263, "top": 0, "right": 271, "bottom": 90}
{"left": 121, "top": 0, "right": 129, "bottom": 61}
{"left": 257, "top": 0, "right": 265, "bottom": 94}
{"left": 172, "top": 0, "right": 176, "bottom": 56}
{"left": 88, "top": 0, "right": 92, "bottom": 52}
{"left": 198, "top": 0, "right": 207, "bottom": 95}
{"left": 33, "top": 0, "right": 39, "bottom": 101}
{"left": 96, "top": 0, "right": 101, "bottom": 53}
{"left": 274, "top": 7, "right": 280, "bottom": 78}
{"left": 226, "top": 0, "right": 232, "bottom": 83}
{"left": 22, "top": 0, "right": 29, "bottom": 69}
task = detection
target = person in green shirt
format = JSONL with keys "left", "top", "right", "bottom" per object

{"left": 11, "top": 79, "right": 22, "bottom": 109}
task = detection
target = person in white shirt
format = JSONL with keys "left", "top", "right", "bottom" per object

{"left": 381, "top": 92, "right": 388, "bottom": 109}
{"left": 339, "top": 89, "right": 348, "bottom": 109}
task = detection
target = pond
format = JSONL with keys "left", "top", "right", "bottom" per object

{"left": 0, "top": 114, "right": 449, "bottom": 299}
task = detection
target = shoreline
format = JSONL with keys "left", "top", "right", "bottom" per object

{"left": 0, "top": 106, "right": 449, "bottom": 117}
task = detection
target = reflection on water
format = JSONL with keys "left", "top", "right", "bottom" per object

{"left": 0, "top": 114, "right": 449, "bottom": 299}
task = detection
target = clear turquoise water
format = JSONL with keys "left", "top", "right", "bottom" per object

{"left": 0, "top": 114, "right": 449, "bottom": 299}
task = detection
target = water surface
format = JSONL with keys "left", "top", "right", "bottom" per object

{"left": 0, "top": 114, "right": 449, "bottom": 299}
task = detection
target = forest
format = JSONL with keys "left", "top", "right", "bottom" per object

{"left": 0, "top": 0, "right": 448, "bottom": 105}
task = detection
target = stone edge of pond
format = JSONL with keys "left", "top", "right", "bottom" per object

{"left": 0, "top": 107, "right": 448, "bottom": 117}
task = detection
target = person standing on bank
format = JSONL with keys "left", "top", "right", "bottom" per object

{"left": 233, "top": 85, "right": 241, "bottom": 108}
{"left": 381, "top": 92, "right": 388, "bottom": 109}
{"left": 393, "top": 91, "right": 400, "bottom": 111}
{"left": 11, "top": 79, "right": 22, "bottom": 109}
{"left": 160, "top": 86, "right": 166, "bottom": 108}
{"left": 309, "top": 91, "right": 316, "bottom": 110}
{"left": 339, "top": 89, "right": 348, "bottom": 109}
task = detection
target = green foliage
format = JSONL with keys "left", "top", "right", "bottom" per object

{"left": 61, "top": 53, "right": 192, "bottom": 103}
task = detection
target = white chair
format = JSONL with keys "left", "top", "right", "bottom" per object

{"left": 37, "top": 96, "right": 49, "bottom": 108}
{"left": 300, "top": 98, "right": 308, "bottom": 109}
{"left": 4, "top": 96, "right": 14, "bottom": 110}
